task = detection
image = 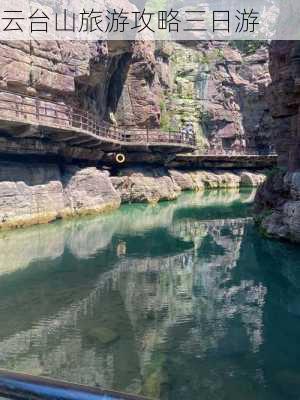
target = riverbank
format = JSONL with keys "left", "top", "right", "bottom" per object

{"left": 0, "top": 161, "right": 266, "bottom": 230}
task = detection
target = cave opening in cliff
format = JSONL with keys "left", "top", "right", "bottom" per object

{"left": 106, "top": 52, "right": 132, "bottom": 125}
{"left": 73, "top": 48, "right": 132, "bottom": 126}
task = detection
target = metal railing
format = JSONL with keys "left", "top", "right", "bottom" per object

{"left": 0, "top": 369, "right": 150, "bottom": 400}
{"left": 0, "top": 90, "right": 196, "bottom": 149}
{"left": 193, "top": 147, "right": 278, "bottom": 157}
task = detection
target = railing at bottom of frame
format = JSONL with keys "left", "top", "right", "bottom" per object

{"left": 0, "top": 369, "right": 152, "bottom": 400}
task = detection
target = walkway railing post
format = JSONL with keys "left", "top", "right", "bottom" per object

{"left": 0, "top": 369, "right": 150, "bottom": 400}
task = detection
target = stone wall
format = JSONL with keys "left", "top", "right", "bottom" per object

{"left": 0, "top": 41, "right": 92, "bottom": 102}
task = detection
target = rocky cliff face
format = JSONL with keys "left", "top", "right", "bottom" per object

{"left": 0, "top": 40, "right": 272, "bottom": 153}
{"left": 0, "top": 41, "right": 131, "bottom": 161}
{"left": 100, "top": 40, "right": 273, "bottom": 152}
{"left": 0, "top": 39, "right": 272, "bottom": 229}
{"left": 156, "top": 41, "right": 272, "bottom": 152}
{"left": 0, "top": 162, "right": 121, "bottom": 229}
{"left": 0, "top": 40, "right": 166, "bottom": 163}
{"left": 0, "top": 41, "right": 96, "bottom": 104}
{"left": 0, "top": 40, "right": 137, "bottom": 119}
{"left": 109, "top": 41, "right": 161, "bottom": 128}
{"left": 0, "top": 39, "right": 163, "bottom": 127}
{"left": 0, "top": 160, "right": 265, "bottom": 229}
{"left": 255, "top": 41, "right": 300, "bottom": 242}
{"left": 111, "top": 167, "right": 265, "bottom": 204}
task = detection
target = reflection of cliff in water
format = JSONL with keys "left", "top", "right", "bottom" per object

{"left": 0, "top": 189, "right": 255, "bottom": 275}
{"left": 0, "top": 188, "right": 289, "bottom": 399}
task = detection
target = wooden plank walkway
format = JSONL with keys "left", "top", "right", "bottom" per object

{"left": 0, "top": 90, "right": 196, "bottom": 152}
{"left": 0, "top": 90, "right": 278, "bottom": 162}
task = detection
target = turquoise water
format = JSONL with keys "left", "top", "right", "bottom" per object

{"left": 0, "top": 189, "right": 300, "bottom": 399}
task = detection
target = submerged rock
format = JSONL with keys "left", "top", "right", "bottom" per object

{"left": 142, "top": 369, "right": 170, "bottom": 399}
{"left": 275, "top": 370, "right": 300, "bottom": 397}
{"left": 86, "top": 327, "right": 120, "bottom": 345}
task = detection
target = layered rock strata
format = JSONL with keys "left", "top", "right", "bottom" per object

{"left": 0, "top": 162, "right": 265, "bottom": 229}
{"left": 255, "top": 41, "right": 300, "bottom": 242}
{"left": 0, "top": 162, "right": 121, "bottom": 229}
{"left": 0, "top": 40, "right": 272, "bottom": 160}
{"left": 156, "top": 41, "right": 272, "bottom": 152}
{"left": 111, "top": 167, "right": 265, "bottom": 204}
{"left": 0, "top": 40, "right": 162, "bottom": 132}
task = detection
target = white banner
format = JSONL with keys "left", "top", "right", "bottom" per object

{"left": 0, "top": 0, "right": 297, "bottom": 40}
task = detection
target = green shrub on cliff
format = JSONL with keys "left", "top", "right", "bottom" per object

{"left": 159, "top": 99, "right": 171, "bottom": 131}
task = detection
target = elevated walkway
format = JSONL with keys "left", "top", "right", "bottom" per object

{"left": 169, "top": 153, "right": 277, "bottom": 170}
{"left": 0, "top": 90, "right": 278, "bottom": 167}
{"left": 0, "top": 90, "right": 196, "bottom": 154}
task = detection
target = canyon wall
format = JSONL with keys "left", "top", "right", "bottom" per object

{"left": 104, "top": 40, "right": 273, "bottom": 152}
{"left": 0, "top": 40, "right": 272, "bottom": 158}
{"left": 0, "top": 40, "right": 160, "bottom": 128}
{"left": 0, "top": 39, "right": 272, "bottom": 229}
{"left": 155, "top": 41, "right": 272, "bottom": 153}
{"left": 0, "top": 41, "right": 128, "bottom": 161}
{"left": 255, "top": 41, "right": 300, "bottom": 242}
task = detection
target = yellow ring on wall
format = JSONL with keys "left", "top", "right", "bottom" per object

{"left": 116, "top": 153, "right": 126, "bottom": 164}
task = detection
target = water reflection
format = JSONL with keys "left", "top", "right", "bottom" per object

{"left": 1, "top": 188, "right": 300, "bottom": 399}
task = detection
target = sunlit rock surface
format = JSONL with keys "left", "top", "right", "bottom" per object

{"left": 0, "top": 162, "right": 120, "bottom": 229}
{"left": 112, "top": 168, "right": 266, "bottom": 204}
{"left": 111, "top": 167, "right": 181, "bottom": 203}
{"left": 0, "top": 159, "right": 266, "bottom": 228}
